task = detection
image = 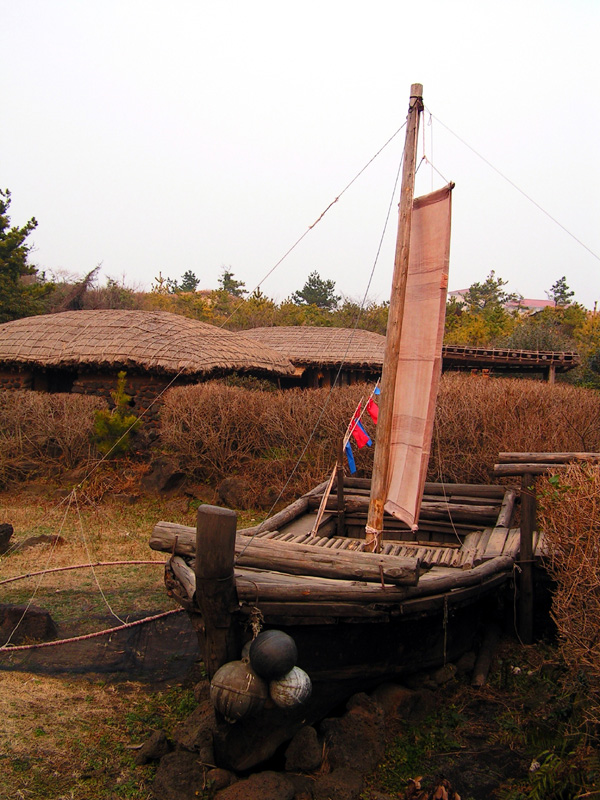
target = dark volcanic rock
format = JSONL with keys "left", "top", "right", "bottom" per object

{"left": 0, "top": 604, "right": 57, "bottom": 644}
{"left": 0, "top": 523, "right": 13, "bottom": 554}
{"left": 152, "top": 750, "right": 207, "bottom": 800}
{"left": 214, "top": 770, "right": 295, "bottom": 800}
{"left": 320, "top": 693, "right": 385, "bottom": 774}
{"left": 172, "top": 700, "right": 216, "bottom": 764}
{"left": 141, "top": 456, "right": 186, "bottom": 495}
{"left": 134, "top": 729, "right": 171, "bottom": 765}
{"left": 285, "top": 726, "right": 322, "bottom": 773}
{"left": 217, "top": 476, "right": 253, "bottom": 509}
{"left": 312, "top": 768, "right": 363, "bottom": 800}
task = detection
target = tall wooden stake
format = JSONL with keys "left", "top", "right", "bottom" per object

{"left": 519, "top": 473, "right": 535, "bottom": 644}
{"left": 195, "top": 504, "right": 239, "bottom": 679}
{"left": 366, "top": 83, "right": 423, "bottom": 552}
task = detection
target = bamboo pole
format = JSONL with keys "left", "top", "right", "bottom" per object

{"left": 366, "top": 83, "right": 423, "bottom": 552}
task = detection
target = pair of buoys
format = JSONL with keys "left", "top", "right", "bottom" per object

{"left": 210, "top": 630, "right": 312, "bottom": 723}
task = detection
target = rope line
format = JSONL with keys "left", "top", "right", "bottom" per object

{"left": 0, "top": 560, "right": 165, "bottom": 588}
{"left": 429, "top": 110, "right": 600, "bottom": 264}
{"left": 72, "top": 489, "right": 126, "bottom": 625}
{"left": 0, "top": 608, "right": 183, "bottom": 653}
{"left": 235, "top": 133, "right": 407, "bottom": 561}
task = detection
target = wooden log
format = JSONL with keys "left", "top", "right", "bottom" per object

{"left": 240, "top": 480, "right": 328, "bottom": 536}
{"left": 151, "top": 523, "right": 419, "bottom": 585}
{"left": 493, "top": 463, "right": 570, "bottom": 477}
{"left": 170, "top": 555, "right": 196, "bottom": 601}
{"left": 498, "top": 451, "right": 600, "bottom": 464}
{"left": 344, "top": 476, "right": 506, "bottom": 499}
{"left": 234, "top": 534, "right": 420, "bottom": 585}
{"left": 307, "top": 494, "right": 499, "bottom": 523}
{"left": 496, "top": 489, "right": 517, "bottom": 528}
{"left": 195, "top": 505, "right": 239, "bottom": 679}
{"left": 233, "top": 555, "right": 514, "bottom": 605}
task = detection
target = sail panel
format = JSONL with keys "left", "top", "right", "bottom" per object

{"left": 384, "top": 184, "right": 453, "bottom": 529}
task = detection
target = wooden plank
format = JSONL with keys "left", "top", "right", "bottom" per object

{"left": 473, "top": 528, "right": 493, "bottom": 565}
{"left": 482, "top": 527, "right": 510, "bottom": 559}
{"left": 502, "top": 528, "right": 522, "bottom": 558}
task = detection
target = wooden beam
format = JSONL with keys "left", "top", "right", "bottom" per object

{"left": 194, "top": 505, "right": 239, "bottom": 679}
{"left": 519, "top": 474, "right": 536, "bottom": 644}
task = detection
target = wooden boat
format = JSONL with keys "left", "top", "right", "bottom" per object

{"left": 148, "top": 84, "right": 540, "bottom": 769}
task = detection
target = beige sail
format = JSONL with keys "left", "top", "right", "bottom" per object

{"left": 384, "top": 183, "right": 453, "bottom": 529}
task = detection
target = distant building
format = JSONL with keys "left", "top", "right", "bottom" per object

{"left": 448, "top": 290, "right": 556, "bottom": 315}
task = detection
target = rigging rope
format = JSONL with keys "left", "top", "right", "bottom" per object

{"left": 429, "top": 109, "right": 600, "bottom": 264}
{"left": 0, "top": 608, "right": 183, "bottom": 653}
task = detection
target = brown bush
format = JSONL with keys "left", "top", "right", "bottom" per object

{"left": 159, "top": 382, "right": 372, "bottom": 501}
{"left": 0, "top": 391, "right": 105, "bottom": 485}
{"left": 431, "top": 374, "right": 600, "bottom": 483}
{"left": 160, "top": 375, "right": 600, "bottom": 500}
{"left": 537, "top": 464, "right": 600, "bottom": 726}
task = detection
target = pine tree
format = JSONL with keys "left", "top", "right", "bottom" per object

{"left": 0, "top": 189, "right": 53, "bottom": 322}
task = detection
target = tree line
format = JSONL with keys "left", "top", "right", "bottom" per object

{"left": 2, "top": 187, "right": 600, "bottom": 386}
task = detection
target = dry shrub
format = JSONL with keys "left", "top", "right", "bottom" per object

{"left": 431, "top": 374, "right": 600, "bottom": 483}
{"left": 537, "top": 464, "right": 600, "bottom": 725}
{"left": 0, "top": 390, "right": 105, "bottom": 484}
{"left": 161, "top": 376, "right": 600, "bottom": 500}
{"left": 160, "top": 382, "right": 372, "bottom": 500}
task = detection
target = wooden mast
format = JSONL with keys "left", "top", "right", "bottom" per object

{"left": 365, "top": 83, "right": 423, "bottom": 552}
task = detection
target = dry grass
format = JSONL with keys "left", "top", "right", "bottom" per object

{"left": 0, "top": 488, "right": 197, "bottom": 627}
{"left": 537, "top": 464, "right": 600, "bottom": 727}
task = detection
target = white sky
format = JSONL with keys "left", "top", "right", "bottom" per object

{"left": 3, "top": 1, "right": 599, "bottom": 309}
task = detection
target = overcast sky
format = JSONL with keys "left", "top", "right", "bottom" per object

{"left": 3, "top": 1, "right": 599, "bottom": 310}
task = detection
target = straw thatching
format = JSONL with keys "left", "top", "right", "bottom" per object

{"left": 244, "top": 326, "right": 385, "bottom": 369}
{"left": 0, "top": 310, "right": 294, "bottom": 377}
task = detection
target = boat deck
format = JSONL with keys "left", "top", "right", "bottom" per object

{"left": 251, "top": 512, "right": 546, "bottom": 569}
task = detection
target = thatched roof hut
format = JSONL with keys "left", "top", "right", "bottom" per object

{"left": 0, "top": 310, "right": 294, "bottom": 378}
{"left": 244, "top": 326, "right": 385, "bottom": 387}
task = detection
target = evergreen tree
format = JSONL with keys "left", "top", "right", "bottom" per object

{"left": 547, "top": 276, "right": 575, "bottom": 307}
{"left": 179, "top": 270, "right": 200, "bottom": 292}
{"left": 291, "top": 271, "right": 340, "bottom": 310}
{"left": 0, "top": 189, "right": 53, "bottom": 322}
{"left": 219, "top": 268, "right": 246, "bottom": 297}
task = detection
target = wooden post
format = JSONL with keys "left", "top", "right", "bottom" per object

{"left": 195, "top": 505, "right": 239, "bottom": 679}
{"left": 548, "top": 364, "right": 556, "bottom": 384}
{"left": 366, "top": 83, "right": 423, "bottom": 551}
{"left": 336, "top": 439, "right": 346, "bottom": 537}
{"left": 519, "top": 473, "right": 535, "bottom": 644}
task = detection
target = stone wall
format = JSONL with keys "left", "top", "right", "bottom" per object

{"left": 0, "top": 369, "right": 32, "bottom": 390}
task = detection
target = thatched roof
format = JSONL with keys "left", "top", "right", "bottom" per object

{"left": 244, "top": 326, "right": 385, "bottom": 368}
{"left": 0, "top": 310, "right": 294, "bottom": 377}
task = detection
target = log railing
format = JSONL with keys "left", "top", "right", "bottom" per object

{"left": 492, "top": 451, "right": 600, "bottom": 644}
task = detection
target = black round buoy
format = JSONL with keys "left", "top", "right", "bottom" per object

{"left": 249, "top": 630, "right": 298, "bottom": 679}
